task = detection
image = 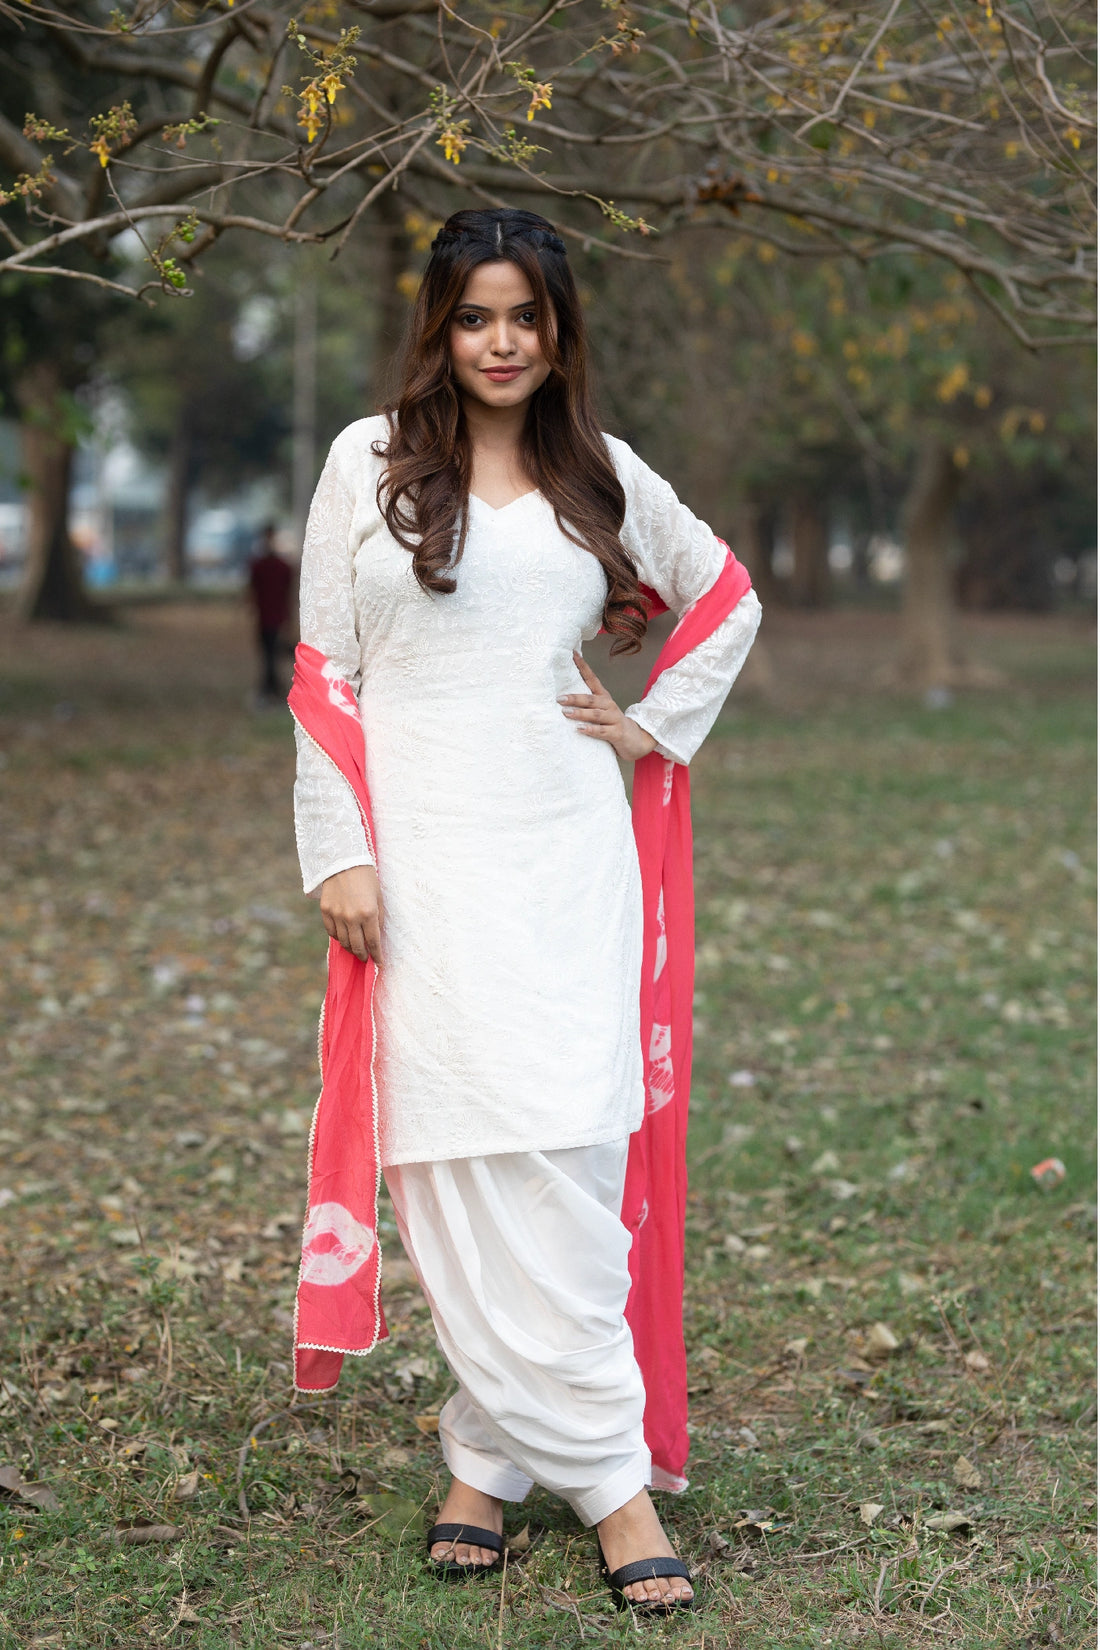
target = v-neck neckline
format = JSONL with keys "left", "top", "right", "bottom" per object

{"left": 469, "top": 490, "right": 540, "bottom": 515}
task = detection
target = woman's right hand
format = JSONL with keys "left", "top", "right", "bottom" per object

{"left": 319, "top": 865, "right": 384, "bottom": 965}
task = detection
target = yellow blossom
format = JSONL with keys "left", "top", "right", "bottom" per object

{"left": 437, "top": 126, "right": 467, "bottom": 164}
{"left": 974, "top": 385, "right": 993, "bottom": 408}
{"left": 527, "top": 82, "right": 552, "bottom": 122}
{"left": 91, "top": 137, "right": 110, "bottom": 167}
{"left": 299, "top": 85, "right": 324, "bottom": 143}
{"left": 936, "top": 362, "right": 969, "bottom": 403}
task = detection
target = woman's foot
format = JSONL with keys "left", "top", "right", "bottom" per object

{"left": 429, "top": 1476, "right": 504, "bottom": 1568}
{"left": 596, "top": 1489, "right": 694, "bottom": 1606}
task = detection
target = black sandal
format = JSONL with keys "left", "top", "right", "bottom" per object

{"left": 598, "top": 1544, "right": 697, "bottom": 1613}
{"left": 426, "top": 1522, "right": 504, "bottom": 1579}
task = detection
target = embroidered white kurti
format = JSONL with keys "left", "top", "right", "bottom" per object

{"left": 293, "top": 415, "right": 761, "bottom": 1167}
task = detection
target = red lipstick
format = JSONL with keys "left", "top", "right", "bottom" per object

{"left": 481, "top": 367, "right": 525, "bottom": 382}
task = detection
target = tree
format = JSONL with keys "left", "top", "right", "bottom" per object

{"left": 0, "top": 271, "right": 110, "bottom": 619}
{"left": 1, "top": 0, "right": 1093, "bottom": 621}
{"left": 104, "top": 261, "right": 290, "bottom": 580}
{"left": 0, "top": 0, "right": 1093, "bottom": 342}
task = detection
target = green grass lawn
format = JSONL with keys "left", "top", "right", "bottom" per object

{"left": 0, "top": 606, "right": 1094, "bottom": 1649}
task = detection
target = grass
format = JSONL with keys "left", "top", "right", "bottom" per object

{"left": 0, "top": 603, "right": 1094, "bottom": 1649}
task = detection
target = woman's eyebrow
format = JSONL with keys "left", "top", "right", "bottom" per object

{"left": 455, "top": 300, "right": 537, "bottom": 313}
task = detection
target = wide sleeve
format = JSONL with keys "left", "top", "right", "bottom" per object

{"left": 293, "top": 435, "right": 376, "bottom": 896}
{"left": 608, "top": 436, "right": 762, "bottom": 765}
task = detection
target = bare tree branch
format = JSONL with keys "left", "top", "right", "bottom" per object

{"left": 0, "top": 0, "right": 1091, "bottom": 341}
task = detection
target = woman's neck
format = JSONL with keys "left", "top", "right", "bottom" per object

{"left": 461, "top": 395, "right": 532, "bottom": 497}
{"left": 461, "top": 394, "right": 527, "bottom": 457}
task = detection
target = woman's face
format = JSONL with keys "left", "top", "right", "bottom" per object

{"left": 448, "top": 259, "right": 555, "bottom": 410}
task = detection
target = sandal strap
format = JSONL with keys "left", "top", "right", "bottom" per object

{"left": 606, "top": 1556, "right": 692, "bottom": 1589}
{"left": 426, "top": 1523, "right": 503, "bottom": 1555}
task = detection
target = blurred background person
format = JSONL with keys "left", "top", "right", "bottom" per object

{"left": 248, "top": 522, "right": 293, "bottom": 705}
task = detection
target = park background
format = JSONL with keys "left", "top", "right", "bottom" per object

{"left": 0, "top": 3, "right": 1095, "bottom": 1647}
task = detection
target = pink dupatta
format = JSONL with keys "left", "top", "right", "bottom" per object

{"left": 289, "top": 648, "right": 386, "bottom": 1392}
{"left": 289, "top": 545, "right": 753, "bottom": 1492}
{"left": 624, "top": 545, "right": 751, "bottom": 1489}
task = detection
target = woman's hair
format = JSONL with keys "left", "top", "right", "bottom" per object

{"left": 374, "top": 206, "right": 646, "bottom": 654}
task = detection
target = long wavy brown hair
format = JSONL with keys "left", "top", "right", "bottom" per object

{"left": 373, "top": 207, "right": 647, "bottom": 654}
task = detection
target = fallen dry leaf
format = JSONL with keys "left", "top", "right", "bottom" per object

{"left": 923, "top": 1510, "right": 972, "bottom": 1533}
{"left": 0, "top": 1465, "right": 61, "bottom": 1513}
{"left": 964, "top": 1349, "right": 992, "bottom": 1373}
{"left": 413, "top": 1412, "right": 439, "bottom": 1436}
{"left": 953, "top": 1454, "right": 982, "bottom": 1488}
{"left": 865, "top": 1322, "right": 900, "bottom": 1359}
{"left": 507, "top": 1522, "right": 532, "bottom": 1554}
{"left": 173, "top": 1469, "right": 201, "bottom": 1500}
{"left": 810, "top": 1149, "right": 841, "bottom": 1175}
{"left": 859, "top": 1502, "right": 885, "bottom": 1526}
{"left": 114, "top": 1522, "right": 185, "bottom": 1544}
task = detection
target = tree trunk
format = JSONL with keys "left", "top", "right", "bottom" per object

{"left": 292, "top": 264, "right": 318, "bottom": 554}
{"left": 14, "top": 361, "right": 99, "bottom": 623}
{"left": 731, "top": 497, "right": 784, "bottom": 609}
{"left": 790, "top": 491, "right": 831, "bottom": 608}
{"left": 897, "top": 440, "right": 965, "bottom": 689}
{"left": 163, "top": 414, "right": 193, "bottom": 585}
{"left": 726, "top": 497, "right": 776, "bottom": 694}
{"left": 368, "top": 190, "right": 411, "bottom": 408}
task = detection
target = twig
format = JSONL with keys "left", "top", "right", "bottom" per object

{"left": 872, "top": 1557, "right": 889, "bottom": 1615}
{"left": 496, "top": 1541, "right": 510, "bottom": 1649}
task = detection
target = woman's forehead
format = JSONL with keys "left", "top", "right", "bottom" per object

{"left": 457, "top": 260, "right": 537, "bottom": 309}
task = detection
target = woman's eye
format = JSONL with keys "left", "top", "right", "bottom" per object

{"left": 458, "top": 313, "right": 482, "bottom": 327}
{"left": 520, "top": 311, "right": 538, "bottom": 325}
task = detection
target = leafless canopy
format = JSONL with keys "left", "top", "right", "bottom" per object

{"left": 0, "top": 0, "right": 1094, "bottom": 344}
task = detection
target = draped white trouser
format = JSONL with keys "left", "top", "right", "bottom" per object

{"left": 383, "top": 1138, "right": 651, "bottom": 1527}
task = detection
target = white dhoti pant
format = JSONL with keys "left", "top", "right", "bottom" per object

{"left": 384, "top": 1138, "right": 650, "bottom": 1527}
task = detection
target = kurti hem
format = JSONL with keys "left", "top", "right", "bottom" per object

{"left": 379, "top": 1101, "right": 645, "bottom": 1169}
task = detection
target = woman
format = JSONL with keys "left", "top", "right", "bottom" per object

{"left": 292, "top": 207, "right": 761, "bottom": 1611}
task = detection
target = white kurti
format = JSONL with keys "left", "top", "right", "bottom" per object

{"left": 293, "top": 415, "right": 761, "bottom": 1167}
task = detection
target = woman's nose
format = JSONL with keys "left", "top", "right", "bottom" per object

{"left": 489, "top": 322, "right": 516, "bottom": 356}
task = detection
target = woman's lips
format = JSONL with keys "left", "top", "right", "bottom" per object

{"left": 481, "top": 366, "right": 525, "bottom": 381}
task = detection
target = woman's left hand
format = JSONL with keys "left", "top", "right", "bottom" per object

{"left": 558, "top": 651, "right": 658, "bottom": 762}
